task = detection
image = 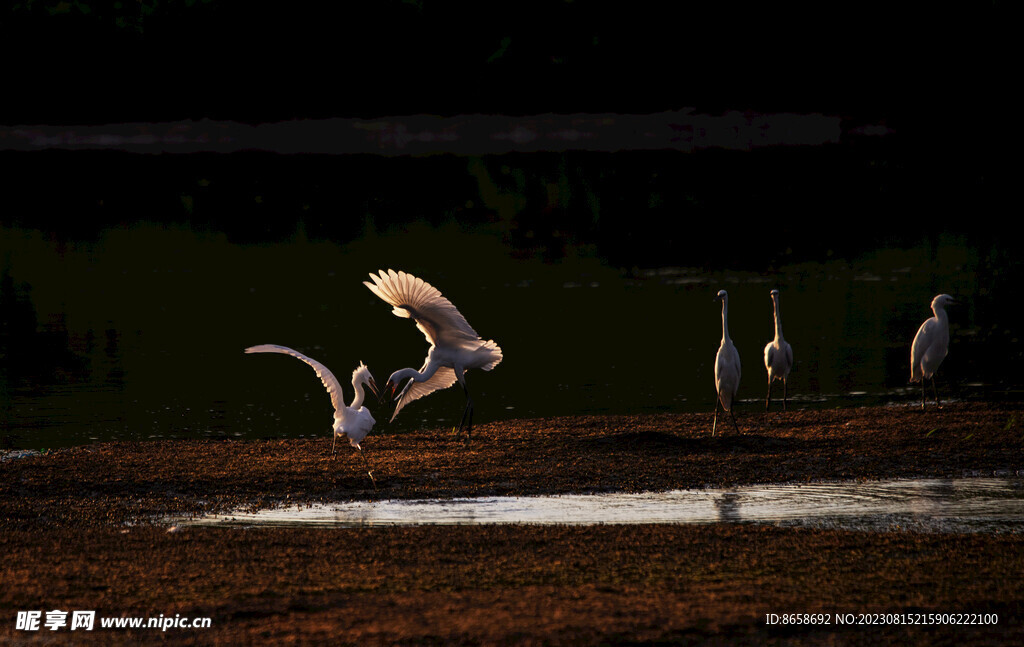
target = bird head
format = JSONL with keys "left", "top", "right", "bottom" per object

{"left": 380, "top": 368, "right": 416, "bottom": 404}
{"left": 380, "top": 371, "right": 401, "bottom": 404}
{"left": 932, "top": 294, "right": 955, "bottom": 309}
{"left": 770, "top": 289, "right": 780, "bottom": 298}
{"left": 715, "top": 289, "right": 728, "bottom": 302}
{"left": 354, "top": 362, "right": 380, "bottom": 399}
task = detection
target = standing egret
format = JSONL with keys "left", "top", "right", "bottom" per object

{"left": 910, "top": 294, "right": 955, "bottom": 409}
{"left": 713, "top": 289, "right": 741, "bottom": 435}
{"left": 364, "top": 269, "right": 502, "bottom": 439}
{"left": 244, "top": 344, "right": 380, "bottom": 485}
{"left": 763, "top": 289, "right": 794, "bottom": 411}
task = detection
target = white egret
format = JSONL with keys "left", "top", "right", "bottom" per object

{"left": 364, "top": 269, "right": 502, "bottom": 439}
{"left": 763, "top": 289, "right": 794, "bottom": 411}
{"left": 910, "top": 294, "right": 955, "bottom": 409}
{"left": 244, "top": 344, "right": 380, "bottom": 485}
{"left": 713, "top": 289, "right": 741, "bottom": 435}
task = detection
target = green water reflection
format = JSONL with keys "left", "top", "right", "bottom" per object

{"left": 1, "top": 223, "right": 1018, "bottom": 449}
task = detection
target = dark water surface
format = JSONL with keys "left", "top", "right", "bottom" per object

{"left": 2, "top": 224, "right": 1018, "bottom": 450}
{"left": 1, "top": 148, "right": 1020, "bottom": 449}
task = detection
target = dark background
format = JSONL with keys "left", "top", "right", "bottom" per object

{"left": 1, "top": 2, "right": 1010, "bottom": 124}
{"left": 1, "top": 1, "right": 1014, "bottom": 252}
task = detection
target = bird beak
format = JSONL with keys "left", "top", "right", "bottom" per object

{"left": 367, "top": 377, "right": 380, "bottom": 399}
{"left": 378, "top": 379, "right": 395, "bottom": 404}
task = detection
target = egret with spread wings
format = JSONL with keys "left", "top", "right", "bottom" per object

{"left": 244, "top": 344, "right": 380, "bottom": 485}
{"left": 364, "top": 269, "right": 502, "bottom": 438}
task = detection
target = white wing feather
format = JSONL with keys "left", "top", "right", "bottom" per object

{"left": 391, "top": 364, "right": 459, "bottom": 422}
{"left": 244, "top": 344, "right": 345, "bottom": 413}
{"left": 364, "top": 269, "right": 482, "bottom": 347}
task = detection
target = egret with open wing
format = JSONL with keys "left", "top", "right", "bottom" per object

{"left": 244, "top": 344, "right": 379, "bottom": 485}
{"left": 364, "top": 269, "right": 502, "bottom": 438}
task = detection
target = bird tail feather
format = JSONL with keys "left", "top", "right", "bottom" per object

{"left": 480, "top": 340, "right": 503, "bottom": 371}
{"left": 910, "top": 364, "right": 922, "bottom": 383}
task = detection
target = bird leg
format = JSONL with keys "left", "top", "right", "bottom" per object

{"left": 783, "top": 378, "right": 788, "bottom": 412}
{"left": 455, "top": 390, "right": 474, "bottom": 441}
{"left": 921, "top": 379, "right": 927, "bottom": 410}
{"left": 765, "top": 379, "right": 773, "bottom": 412}
{"left": 358, "top": 447, "right": 377, "bottom": 490}
{"left": 712, "top": 395, "right": 720, "bottom": 436}
{"left": 932, "top": 376, "right": 940, "bottom": 406}
{"left": 332, "top": 433, "right": 338, "bottom": 459}
{"left": 730, "top": 406, "right": 740, "bottom": 434}
{"left": 452, "top": 367, "right": 473, "bottom": 441}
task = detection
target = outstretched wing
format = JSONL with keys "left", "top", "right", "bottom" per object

{"left": 364, "top": 269, "right": 481, "bottom": 348}
{"left": 391, "top": 365, "right": 458, "bottom": 422}
{"left": 245, "top": 344, "right": 345, "bottom": 413}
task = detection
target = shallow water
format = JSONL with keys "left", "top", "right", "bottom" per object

{"left": 180, "top": 478, "right": 1024, "bottom": 534}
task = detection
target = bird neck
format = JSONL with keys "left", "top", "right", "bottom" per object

{"left": 932, "top": 304, "right": 948, "bottom": 325}
{"left": 772, "top": 297, "right": 784, "bottom": 340}
{"left": 350, "top": 380, "right": 367, "bottom": 409}
{"left": 721, "top": 299, "right": 732, "bottom": 343}
{"left": 393, "top": 362, "right": 439, "bottom": 385}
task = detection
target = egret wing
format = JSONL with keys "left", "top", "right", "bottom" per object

{"left": 364, "top": 269, "right": 481, "bottom": 347}
{"left": 910, "top": 319, "right": 934, "bottom": 382}
{"left": 245, "top": 344, "right": 345, "bottom": 413}
{"left": 725, "top": 344, "right": 742, "bottom": 383}
{"left": 391, "top": 365, "right": 458, "bottom": 422}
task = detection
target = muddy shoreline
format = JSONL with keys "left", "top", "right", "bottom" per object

{"left": 2, "top": 403, "right": 1023, "bottom": 644}
{"left": 2, "top": 402, "right": 1022, "bottom": 530}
